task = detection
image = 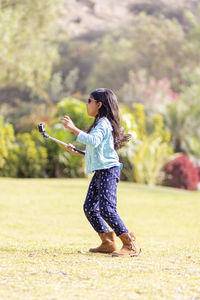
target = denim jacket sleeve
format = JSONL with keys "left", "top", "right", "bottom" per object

{"left": 76, "top": 119, "right": 108, "bottom": 148}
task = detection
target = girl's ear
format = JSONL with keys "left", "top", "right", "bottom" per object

{"left": 97, "top": 102, "right": 102, "bottom": 109}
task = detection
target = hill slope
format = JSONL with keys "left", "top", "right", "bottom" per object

{"left": 63, "top": 0, "right": 199, "bottom": 38}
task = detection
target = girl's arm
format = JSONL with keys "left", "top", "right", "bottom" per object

{"left": 76, "top": 128, "right": 105, "bottom": 148}
{"left": 61, "top": 115, "right": 107, "bottom": 148}
{"left": 76, "top": 118, "right": 108, "bottom": 147}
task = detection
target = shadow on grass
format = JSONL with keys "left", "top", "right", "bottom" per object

{"left": 0, "top": 247, "right": 112, "bottom": 258}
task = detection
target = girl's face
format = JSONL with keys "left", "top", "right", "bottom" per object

{"left": 86, "top": 95, "right": 102, "bottom": 117}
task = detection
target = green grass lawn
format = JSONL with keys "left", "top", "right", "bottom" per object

{"left": 0, "top": 178, "right": 200, "bottom": 300}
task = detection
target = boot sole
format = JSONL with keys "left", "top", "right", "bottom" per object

{"left": 90, "top": 250, "right": 114, "bottom": 253}
{"left": 112, "top": 248, "right": 142, "bottom": 257}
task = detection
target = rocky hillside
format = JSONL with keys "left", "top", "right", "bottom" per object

{"left": 62, "top": 0, "right": 199, "bottom": 38}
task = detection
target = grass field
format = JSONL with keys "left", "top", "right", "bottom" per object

{"left": 0, "top": 178, "right": 200, "bottom": 300}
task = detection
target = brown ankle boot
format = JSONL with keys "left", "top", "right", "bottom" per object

{"left": 89, "top": 231, "right": 117, "bottom": 253}
{"left": 112, "top": 232, "right": 141, "bottom": 257}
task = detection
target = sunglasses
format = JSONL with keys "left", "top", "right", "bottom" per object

{"left": 87, "top": 98, "right": 96, "bottom": 104}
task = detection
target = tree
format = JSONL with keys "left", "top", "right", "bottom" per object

{"left": 86, "top": 13, "right": 200, "bottom": 94}
{"left": 165, "top": 68, "right": 200, "bottom": 155}
{"left": 0, "top": 0, "right": 63, "bottom": 92}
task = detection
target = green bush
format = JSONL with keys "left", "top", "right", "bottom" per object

{"left": 0, "top": 116, "right": 18, "bottom": 177}
{"left": 56, "top": 97, "right": 93, "bottom": 131}
{"left": 133, "top": 113, "right": 173, "bottom": 185}
{"left": 133, "top": 135, "right": 173, "bottom": 185}
{"left": 16, "top": 133, "right": 47, "bottom": 178}
{"left": 55, "top": 97, "right": 93, "bottom": 177}
{"left": 119, "top": 105, "right": 173, "bottom": 184}
{"left": 0, "top": 117, "right": 15, "bottom": 169}
{"left": 33, "top": 123, "right": 85, "bottom": 178}
{"left": 0, "top": 117, "right": 47, "bottom": 177}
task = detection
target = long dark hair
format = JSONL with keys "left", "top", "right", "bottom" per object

{"left": 87, "top": 88, "right": 131, "bottom": 150}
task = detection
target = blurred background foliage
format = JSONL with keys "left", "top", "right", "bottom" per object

{"left": 0, "top": 0, "right": 200, "bottom": 189}
{"left": 0, "top": 0, "right": 62, "bottom": 92}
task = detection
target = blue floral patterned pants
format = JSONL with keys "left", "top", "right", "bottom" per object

{"left": 83, "top": 166, "right": 128, "bottom": 236}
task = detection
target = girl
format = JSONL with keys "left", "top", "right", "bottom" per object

{"left": 61, "top": 88, "right": 141, "bottom": 257}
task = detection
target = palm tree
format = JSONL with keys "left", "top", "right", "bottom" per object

{"left": 165, "top": 100, "right": 200, "bottom": 153}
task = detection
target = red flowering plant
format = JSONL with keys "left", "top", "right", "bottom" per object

{"left": 163, "top": 154, "right": 199, "bottom": 190}
{"left": 197, "top": 166, "right": 200, "bottom": 182}
{"left": 119, "top": 70, "right": 178, "bottom": 115}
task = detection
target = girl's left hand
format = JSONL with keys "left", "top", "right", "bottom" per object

{"left": 60, "top": 115, "right": 80, "bottom": 136}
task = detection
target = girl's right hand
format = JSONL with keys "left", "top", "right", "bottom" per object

{"left": 64, "top": 144, "right": 77, "bottom": 153}
{"left": 64, "top": 143, "right": 84, "bottom": 157}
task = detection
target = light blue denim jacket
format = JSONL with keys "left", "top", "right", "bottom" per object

{"left": 76, "top": 117, "right": 121, "bottom": 174}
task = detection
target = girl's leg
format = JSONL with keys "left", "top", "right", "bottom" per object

{"left": 98, "top": 167, "right": 129, "bottom": 236}
{"left": 83, "top": 172, "right": 110, "bottom": 233}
